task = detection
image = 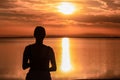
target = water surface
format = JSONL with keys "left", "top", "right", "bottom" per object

{"left": 0, "top": 38, "right": 120, "bottom": 79}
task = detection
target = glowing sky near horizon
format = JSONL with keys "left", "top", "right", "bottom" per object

{"left": 0, "top": 0, "right": 120, "bottom": 37}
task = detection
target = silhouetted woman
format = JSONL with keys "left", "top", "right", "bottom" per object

{"left": 22, "top": 26, "right": 57, "bottom": 80}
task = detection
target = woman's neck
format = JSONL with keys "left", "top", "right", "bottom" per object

{"left": 35, "top": 39, "right": 43, "bottom": 45}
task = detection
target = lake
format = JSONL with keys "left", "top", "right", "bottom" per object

{"left": 0, "top": 38, "right": 120, "bottom": 80}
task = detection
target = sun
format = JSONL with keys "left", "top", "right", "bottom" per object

{"left": 57, "top": 2, "right": 76, "bottom": 15}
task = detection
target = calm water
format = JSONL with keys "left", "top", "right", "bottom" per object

{"left": 0, "top": 38, "right": 120, "bottom": 80}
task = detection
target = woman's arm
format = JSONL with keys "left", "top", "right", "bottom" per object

{"left": 49, "top": 47, "right": 57, "bottom": 71}
{"left": 22, "top": 46, "right": 30, "bottom": 70}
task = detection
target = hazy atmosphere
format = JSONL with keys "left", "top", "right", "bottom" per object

{"left": 0, "top": 0, "right": 120, "bottom": 80}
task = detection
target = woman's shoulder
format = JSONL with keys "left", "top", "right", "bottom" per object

{"left": 43, "top": 44, "right": 53, "bottom": 50}
{"left": 25, "top": 43, "right": 35, "bottom": 48}
{"left": 43, "top": 44, "right": 50, "bottom": 48}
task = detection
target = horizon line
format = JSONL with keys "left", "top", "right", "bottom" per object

{"left": 0, "top": 35, "right": 120, "bottom": 38}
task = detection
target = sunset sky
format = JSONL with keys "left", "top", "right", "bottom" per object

{"left": 0, "top": 0, "right": 120, "bottom": 37}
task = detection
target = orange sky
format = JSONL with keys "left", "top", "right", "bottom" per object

{"left": 0, "top": 0, "right": 120, "bottom": 37}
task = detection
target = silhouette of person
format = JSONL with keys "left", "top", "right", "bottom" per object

{"left": 22, "top": 26, "right": 57, "bottom": 80}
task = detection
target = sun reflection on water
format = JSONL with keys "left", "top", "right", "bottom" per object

{"left": 61, "top": 38, "right": 72, "bottom": 72}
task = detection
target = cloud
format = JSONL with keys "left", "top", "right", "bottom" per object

{"left": 100, "top": 0, "right": 120, "bottom": 10}
{"left": 72, "top": 14, "right": 120, "bottom": 24}
{"left": 0, "top": 0, "right": 18, "bottom": 8}
{"left": 0, "top": 0, "right": 120, "bottom": 23}
{"left": 0, "top": 10, "right": 36, "bottom": 22}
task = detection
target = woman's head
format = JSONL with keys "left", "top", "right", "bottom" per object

{"left": 34, "top": 26, "right": 46, "bottom": 39}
